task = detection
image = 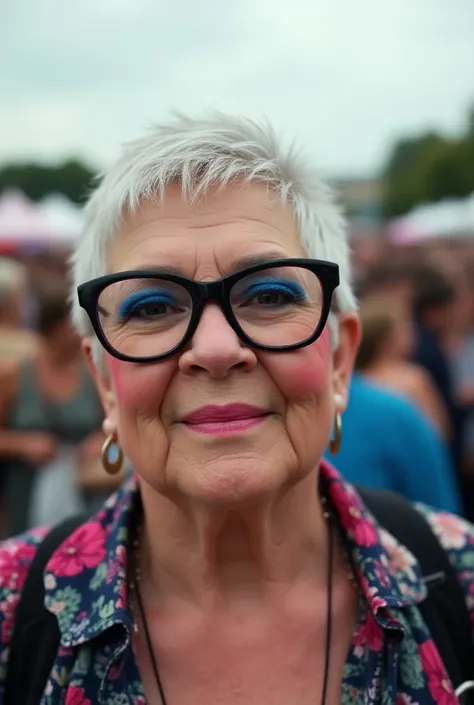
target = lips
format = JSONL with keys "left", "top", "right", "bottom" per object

{"left": 183, "top": 404, "right": 267, "bottom": 425}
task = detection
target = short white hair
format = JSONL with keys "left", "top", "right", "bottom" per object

{"left": 70, "top": 111, "right": 357, "bottom": 353}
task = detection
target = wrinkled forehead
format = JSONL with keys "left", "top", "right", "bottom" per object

{"left": 107, "top": 181, "right": 305, "bottom": 278}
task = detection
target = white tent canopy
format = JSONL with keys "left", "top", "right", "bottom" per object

{"left": 388, "top": 193, "right": 474, "bottom": 245}
{"left": 0, "top": 189, "right": 83, "bottom": 251}
{"left": 39, "top": 193, "right": 83, "bottom": 241}
{"left": 0, "top": 189, "right": 55, "bottom": 244}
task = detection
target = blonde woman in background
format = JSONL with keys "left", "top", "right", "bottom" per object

{"left": 355, "top": 295, "right": 450, "bottom": 439}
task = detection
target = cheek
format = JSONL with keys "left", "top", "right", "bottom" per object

{"left": 106, "top": 353, "right": 175, "bottom": 413}
{"left": 263, "top": 329, "right": 331, "bottom": 401}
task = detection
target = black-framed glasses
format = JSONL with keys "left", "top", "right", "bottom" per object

{"left": 77, "top": 258, "right": 339, "bottom": 363}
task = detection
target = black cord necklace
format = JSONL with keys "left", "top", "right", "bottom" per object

{"left": 133, "top": 511, "right": 335, "bottom": 705}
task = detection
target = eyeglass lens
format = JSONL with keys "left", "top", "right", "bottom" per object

{"left": 97, "top": 265, "right": 324, "bottom": 358}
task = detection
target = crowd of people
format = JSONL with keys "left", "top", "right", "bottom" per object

{"left": 329, "top": 245, "right": 474, "bottom": 517}
{"left": 0, "top": 237, "right": 473, "bottom": 537}
{"left": 0, "top": 252, "right": 124, "bottom": 538}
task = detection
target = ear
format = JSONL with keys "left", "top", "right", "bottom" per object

{"left": 82, "top": 338, "right": 119, "bottom": 428}
{"left": 332, "top": 313, "right": 361, "bottom": 411}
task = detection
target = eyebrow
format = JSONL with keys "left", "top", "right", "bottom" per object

{"left": 230, "top": 251, "right": 289, "bottom": 272}
{"left": 127, "top": 263, "right": 185, "bottom": 276}
{"left": 126, "top": 251, "right": 289, "bottom": 277}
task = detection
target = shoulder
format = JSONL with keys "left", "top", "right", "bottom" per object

{"left": 416, "top": 505, "right": 474, "bottom": 615}
{"left": 402, "top": 365, "right": 443, "bottom": 401}
{"left": 0, "top": 528, "right": 48, "bottom": 650}
{"left": 396, "top": 364, "right": 430, "bottom": 389}
{"left": 352, "top": 375, "right": 423, "bottom": 420}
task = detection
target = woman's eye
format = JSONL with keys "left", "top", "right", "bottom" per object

{"left": 119, "top": 294, "right": 175, "bottom": 319}
{"left": 245, "top": 282, "right": 307, "bottom": 305}
{"left": 135, "top": 301, "right": 168, "bottom": 317}
{"left": 255, "top": 291, "right": 286, "bottom": 305}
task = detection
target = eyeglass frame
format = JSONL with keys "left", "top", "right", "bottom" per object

{"left": 77, "top": 257, "right": 340, "bottom": 363}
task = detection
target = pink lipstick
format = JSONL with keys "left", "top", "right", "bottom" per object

{"left": 182, "top": 404, "right": 268, "bottom": 435}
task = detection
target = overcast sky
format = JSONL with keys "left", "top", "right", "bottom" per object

{"left": 2, "top": 0, "right": 473, "bottom": 176}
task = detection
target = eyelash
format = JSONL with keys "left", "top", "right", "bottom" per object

{"left": 118, "top": 292, "right": 175, "bottom": 317}
{"left": 244, "top": 281, "right": 307, "bottom": 301}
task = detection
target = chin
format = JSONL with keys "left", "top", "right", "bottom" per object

{"left": 175, "top": 458, "right": 290, "bottom": 510}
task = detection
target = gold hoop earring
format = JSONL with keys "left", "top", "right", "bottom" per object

{"left": 101, "top": 432, "right": 124, "bottom": 475}
{"left": 328, "top": 411, "right": 342, "bottom": 455}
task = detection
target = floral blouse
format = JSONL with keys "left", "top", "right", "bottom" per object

{"left": 0, "top": 461, "right": 473, "bottom": 704}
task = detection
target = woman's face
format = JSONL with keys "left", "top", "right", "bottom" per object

{"left": 86, "top": 182, "right": 359, "bottom": 507}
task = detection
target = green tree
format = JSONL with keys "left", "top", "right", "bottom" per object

{"left": 0, "top": 159, "right": 97, "bottom": 204}
{"left": 381, "top": 104, "right": 474, "bottom": 218}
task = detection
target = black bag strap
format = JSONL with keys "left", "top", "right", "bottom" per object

{"left": 3, "top": 514, "right": 88, "bottom": 705}
{"left": 358, "top": 486, "right": 474, "bottom": 698}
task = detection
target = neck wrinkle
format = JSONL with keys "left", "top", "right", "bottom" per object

{"left": 138, "top": 469, "right": 329, "bottom": 611}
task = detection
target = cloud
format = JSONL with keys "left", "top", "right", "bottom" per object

{"left": 1, "top": 0, "right": 473, "bottom": 173}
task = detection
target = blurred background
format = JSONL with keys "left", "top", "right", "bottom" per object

{"left": 1, "top": 0, "right": 474, "bottom": 536}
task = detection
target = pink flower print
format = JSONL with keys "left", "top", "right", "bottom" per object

{"left": 0, "top": 541, "right": 37, "bottom": 590}
{"left": 380, "top": 528, "right": 418, "bottom": 581}
{"left": 429, "top": 513, "right": 468, "bottom": 550}
{"left": 353, "top": 612, "right": 384, "bottom": 652}
{"left": 0, "top": 601, "right": 15, "bottom": 642}
{"left": 47, "top": 521, "right": 107, "bottom": 577}
{"left": 336, "top": 500, "right": 379, "bottom": 547}
{"left": 374, "top": 559, "right": 392, "bottom": 589}
{"left": 351, "top": 511, "right": 379, "bottom": 547}
{"left": 65, "top": 685, "right": 92, "bottom": 705}
{"left": 116, "top": 577, "right": 128, "bottom": 610}
{"left": 358, "top": 578, "right": 388, "bottom": 614}
{"left": 105, "top": 559, "right": 119, "bottom": 584}
{"left": 418, "top": 640, "right": 455, "bottom": 705}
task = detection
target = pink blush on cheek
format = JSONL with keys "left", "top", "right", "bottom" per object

{"left": 272, "top": 329, "right": 331, "bottom": 400}
{"left": 106, "top": 354, "right": 152, "bottom": 406}
{"left": 105, "top": 353, "right": 175, "bottom": 410}
{"left": 106, "top": 354, "right": 127, "bottom": 401}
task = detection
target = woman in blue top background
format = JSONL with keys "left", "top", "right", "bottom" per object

{"left": 326, "top": 372, "right": 462, "bottom": 514}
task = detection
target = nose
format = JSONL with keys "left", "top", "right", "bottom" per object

{"left": 179, "top": 304, "right": 257, "bottom": 378}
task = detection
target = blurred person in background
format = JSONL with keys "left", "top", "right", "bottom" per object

{"left": 323, "top": 371, "right": 461, "bottom": 513}
{"left": 0, "top": 257, "right": 39, "bottom": 364}
{"left": 411, "top": 264, "right": 466, "bottom": 470}
{"left": 355, "top": 295, "right": 450, "bottom": 438}
{"left": 0, "top": 278, "right": 121, "bottom": 537}
{"left": 355, "top": 258, "right": 417, "bottom": 306}
{"left": 451, "top": 261, "right": 474, "bottom": 521}
{"left": 0, "top": 257, "right": 40, "bottom": 537}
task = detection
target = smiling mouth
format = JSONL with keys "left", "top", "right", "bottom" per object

{"left": 183, "top": 415, "right": 269, "bottom": 436}
{"left": 182, "top": 404, "right": 269, "bottom": 436}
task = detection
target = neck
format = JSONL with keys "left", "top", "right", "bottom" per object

{"left": 139, "top": 469, "right": 329, "bottom": 611}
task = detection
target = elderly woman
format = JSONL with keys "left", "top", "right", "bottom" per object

{"left": 0, "top": 114, "right": 473, "bottom": 705}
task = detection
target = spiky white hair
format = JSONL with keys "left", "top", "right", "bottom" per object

{"left": 70, "top": 112, "right": 357, "bottom": 354}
